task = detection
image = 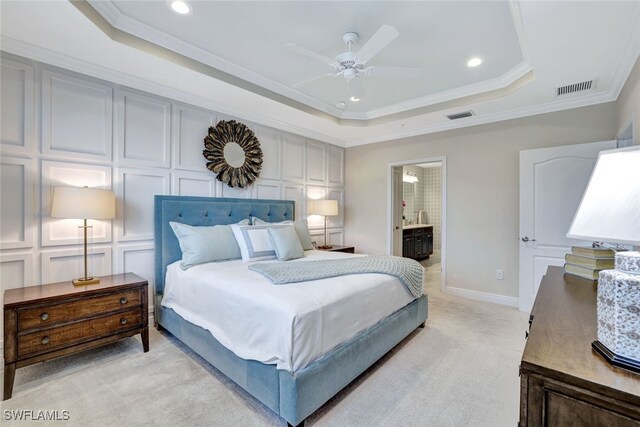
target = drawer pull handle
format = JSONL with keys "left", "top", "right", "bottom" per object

{"left": 40, "top": 313, "right": 49, "bottom": 321}
{"left": 41, "top": 336, "right": 50, "bottom": 345}
{"left": 120, "top": 297, "right": 128, "bottom": 305}
{"left": 120, "top": 318, "right": 128, "bottom": 325}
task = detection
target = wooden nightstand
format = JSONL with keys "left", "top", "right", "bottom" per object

{"left": 3, "top": 273, "right": 149, "bottom": 400}
{"left": 318, "top": 245, "right": 355, "bottom": 254}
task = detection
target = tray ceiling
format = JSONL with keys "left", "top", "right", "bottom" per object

{"left": 1, "top": 1, "right": 638, "bottom": 145}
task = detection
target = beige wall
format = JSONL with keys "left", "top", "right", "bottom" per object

{"left": 344, "top": 103, "right": 617, "bottom": 298}
{"left": 616, "top": 57, "right": 640, "bottom": 145}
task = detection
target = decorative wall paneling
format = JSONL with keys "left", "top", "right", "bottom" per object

{"left": 116, "top": 168, "right": 170, "bottom": 242}
{"left": 116, "top": 89, "right": 171, "bottom": 168}
{"left": 40, "top": 247, "right": 112, "bottom": 284}
{"left": 41, "top": 160, "right": 112, "bottom": 247}
{"left": 0, "top": 54, "right": 345, "bottom": 326}
{"left": 41, "top": 68, "right": 113, "bottom": 162}
{"left": 0, "top": 157, "right": 35, "bottom": 249}
{"left": 0, "top": 58, "right": 34, "bottom": 154}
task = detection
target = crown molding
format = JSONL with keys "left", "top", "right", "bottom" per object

{"left": 346, "top": 90, "right": 617, "bottom": 147}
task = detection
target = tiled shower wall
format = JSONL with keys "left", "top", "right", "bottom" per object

{"left": 423, "top": 166, "right": 442, "bottom": 251}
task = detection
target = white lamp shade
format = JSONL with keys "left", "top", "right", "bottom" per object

{"left": 51, "top": 187, "right": 116, "bottom": 220}
{"left": 566, "top": 146, "right": 640, "bottom": 245}
{"left": 309, "top": 199, "right": 339, "bottom": 216}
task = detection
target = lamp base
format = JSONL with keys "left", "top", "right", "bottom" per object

{"left": 592, "top": 340, "right": 640, "bottom": 374}
{"left": 72, "top": 277, "right": 100, "bottom": 286}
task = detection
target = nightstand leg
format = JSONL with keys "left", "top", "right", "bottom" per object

{"left": 142, "top": 326, "right": 149, "bottom": 352}
{"left": 4, "top": 363, "right": 16, "bottom": 400}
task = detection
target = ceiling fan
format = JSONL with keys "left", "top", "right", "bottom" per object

{"left": 286, "top": 25, "right": 422, "bottom": 102}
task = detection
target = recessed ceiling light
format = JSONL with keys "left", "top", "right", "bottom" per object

{"left": 467, "top": 57, "right": 483, "bottom": 68}
{"left": 349, "top": 96, "right": 360, "bottom": 102}
{"left": 169, "top": 0, "right": 192, "bottom": 15}
{"left": 336, "top": 101, "right": 346, "bottom": 108}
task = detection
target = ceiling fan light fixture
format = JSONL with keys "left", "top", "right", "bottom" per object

{"left": 169, "top": 0, "right": 192, "bottom": 15}
{"left": 467, "top": 57, "right": 483, "bottom": 68}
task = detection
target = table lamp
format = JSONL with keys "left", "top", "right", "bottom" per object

{"left": 566, "top": 145, "right": 640, "bottom": 372}
{"left": 309, "top": 199, "right": 338, "bottom": 249}
{"left": 51, "top": 186, "right": 116, "bottom": 285}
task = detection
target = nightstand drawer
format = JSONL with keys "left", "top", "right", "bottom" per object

{"left": 17, "top": 308, "right": 142, "bottom": 357}
{"left": 17, "top": 289, "right": 141, "bottom": 332}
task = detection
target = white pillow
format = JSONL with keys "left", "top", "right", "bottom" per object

{"left": 268, "top": 226, "right": 305, "bottom": 261}
{"left": 170, "top": 219, "right": 250, "bottom": 269}
{"left": 231, "top": 223, "right": 293, "bottom": 262}
{"left": 252, "top": 218, "right": 315, "bottom": 250}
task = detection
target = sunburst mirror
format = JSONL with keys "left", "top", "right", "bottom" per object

{"left": 203, "top": 120, "right": 263, "bottom": 188}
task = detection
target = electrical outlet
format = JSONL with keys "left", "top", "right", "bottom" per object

{"left": 496, "top": 269, "right": 504, "bottom": 280}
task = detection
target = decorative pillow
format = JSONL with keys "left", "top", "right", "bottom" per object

{"left": 268, "top": 226, "right": 305, "bottom": 261}
{"left": 170, "top": 219, "right": 249, "bottom": 269}
{"left": 252, "top": 218, "right": 314, "bottom": 250}
{"left": 231, "top": 224, "right": 292, "bottom": 262}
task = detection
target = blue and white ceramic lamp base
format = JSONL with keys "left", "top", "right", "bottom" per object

{"left": 594, "top": 251, "right": 640, "bottom": 373}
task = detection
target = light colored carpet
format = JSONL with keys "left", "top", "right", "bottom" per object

{"left": 1, "top": 259, "right": 528, "bottom": 426}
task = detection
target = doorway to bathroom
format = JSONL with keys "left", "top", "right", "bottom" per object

{"left": 388, "top": 157, "right": 446, "bottom": 292}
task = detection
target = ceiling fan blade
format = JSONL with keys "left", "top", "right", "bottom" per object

{"left": 355, "top": 25, "right": 399, "bottom": 64}
{"left": 292, "top": 73, "right": 337, "bottom": 88}
{"left": 348, "top": 77, "right": 366, "bottom": 101}
{"left": 366, "top": 66, "right": 423, "bottom": 79}
{"left": 285, "top": 43, "right": 338, "bottom": 67}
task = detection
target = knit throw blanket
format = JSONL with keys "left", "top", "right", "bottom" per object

{"left": 249, "top": 255, "right": 424, "bottom": 298}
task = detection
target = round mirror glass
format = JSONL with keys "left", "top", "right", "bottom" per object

{"left": 223, "top": 142, "right": 246, "bottom": 168}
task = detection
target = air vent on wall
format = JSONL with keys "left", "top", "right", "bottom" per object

{"left": 446, "top": 111, "right": 474, "bottom": 120}
{"left": 556, "top": 80, "right": 594, "bottom": 96}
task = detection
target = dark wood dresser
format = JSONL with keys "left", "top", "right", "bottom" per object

{"left": 520, "top": 266, "right": 640, "bottom": 426}
{"left": 3, "top": 273, "right": 149, "bottom": 400}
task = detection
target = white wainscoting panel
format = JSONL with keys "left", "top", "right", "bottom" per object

{"left": 254, "top": 179, "right": 281, "bottom": 200}
{"left": 116, "top": 243, "right": 155, "bottom": 307}
{"left": 172, "top": 171, "right": 215, "bottom": 197}
{"left": 1, "top": 58, "right": 34, "bottom": 153}
{"left": 173, "top": 104, "right": 216, "bottom": 171}
{"left": 255, "top": 126, "right": 281, "bottom": 181}
{"left": 327, "top": 145, "right": 344, "bottom": 187}
{"left": 117, "top": 168, "right": 170, "bottom": 241}
{"left": 1, "top": 157, "right": 34, "bottom": 249}
{"left": 41, "top": 247, "right": 112, "bottom": 284}
{"left": 218, "top": 182, "right": 252, "bottom": 199}
{"left": 306, "top": 140, "right": 326, "bottom": 185}
{"left": 41, "top": 69, "right": 112, "bottom": 161}
{"left": 117, "top": 89, "right": 171, "bottom": 168}
{"left": 282, "top": 183, "right": 305, "bottom": 219}
{"left": 282, "top": 134, "right": 305, "bottom": 183}
{"left": 327, "top": 188, "right": 344, "bottom": 228}
{"left": 327, "top": 229, "right": 345, "bottom": 246}
{"left": 306, "top": 186, "right": 327, "bottom": 229}
{"left": 0, "top": 252, "right": 34, "bottom": 291}
{"left": 41, "top": 161, "right": 112, "bottom": 246}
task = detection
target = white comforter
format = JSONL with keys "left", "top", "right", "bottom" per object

{"left": 161, "top": 250, "right": 416, "bottom": 372}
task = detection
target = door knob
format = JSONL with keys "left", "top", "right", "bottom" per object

{"left": 521, "top": 236, "right": 536, "bottom": 242}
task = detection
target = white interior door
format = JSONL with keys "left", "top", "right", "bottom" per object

{"left": 519, "top": 140, "right": 616, "bottom": 312}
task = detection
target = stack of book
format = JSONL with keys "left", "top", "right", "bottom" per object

{"left": 564, "top": 246, "right": 616, "bottom": 281}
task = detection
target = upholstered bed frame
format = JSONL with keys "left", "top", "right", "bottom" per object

{"left": 154, "top": 195, "right": 428, "bottom": 426}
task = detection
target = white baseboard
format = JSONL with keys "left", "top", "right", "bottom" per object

{"left": 444, "top": 285, "right": 519, "bottom": 308}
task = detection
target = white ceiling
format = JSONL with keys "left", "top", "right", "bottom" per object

{"left": 1, "top": 1, "right": 639, "bottom": 147}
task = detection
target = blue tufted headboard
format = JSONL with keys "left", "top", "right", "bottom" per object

{"left": 154, "top": 195, "right": 295, "bottom": 295}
